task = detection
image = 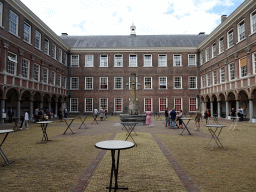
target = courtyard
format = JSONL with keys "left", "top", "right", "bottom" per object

{"left": 0, "top": 115, "right": 255, "bottom": 192}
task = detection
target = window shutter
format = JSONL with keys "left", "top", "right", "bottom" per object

{"left": 240, "top": 57, "right": 247, "bottom": 67}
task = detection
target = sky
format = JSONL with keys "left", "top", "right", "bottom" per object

{"left": 20, "top": 0, "right": 245, "bottom": 36}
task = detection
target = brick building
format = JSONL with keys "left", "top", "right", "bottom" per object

{"left": 1, "top": 0, "right": 256, "bottom": 121}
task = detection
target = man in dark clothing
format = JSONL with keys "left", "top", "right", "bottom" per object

{"left": 165, "top": 107, "right": 169, "bottom": 127}
{"left": 59, "top": 108, "right": 63, "bottom": 120}
{"left": 170, "top": 108, "right": 176, "bottom": 129}
{"left": 8, "top": 108, "right": 13, "bottom": 123}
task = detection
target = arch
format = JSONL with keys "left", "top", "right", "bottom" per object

{"left": 200, "top": 96, "right": 205, "bottom": 103}
{"left": 238, "top": 90, "right": 249, "bottom": 120}
{"left": 227, "top": 91, "right": 236, "bottom": 101}
{"left": 5, "top": 88, "right": 20, "bottom": 118}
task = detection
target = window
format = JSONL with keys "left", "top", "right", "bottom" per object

{"left": 70, "top": 98, "right": 78, "bottom": 112}
{"left": 129, "top": 55, "right": 137, "bottom": 67}
{"left": 144, "top": 98, "right": 152, "bottom": 111}
{"left": 85, "top": 98, "right": 93, "bottom": 112}
{"left": 35, "top": 30, "right": 41, "bottom": 50}
{"left": 50, "top": 71, "right": 55, "bottom": 85}
{"left": 229, "top": 63, "right": 235, "bottom": 80}
{"left": 59, "top": 49, "right": 62, "bottom": 63}
{"left": 144, "top": 77, "right": 152, "bottom": 89}
{"left": 200, "top": 53, "right": 203, "bottom": 65}
{"left": 253, "top": 52, "right": 256, "bottom": 74}
{"left": 7, "top": 52, "right": 17, "bottom": 75}
{"left": 188, "top": 54, "right": 196, "bottom": 66}
{"left": 174, "top": 98, "right": 182, "bottom": 112}
{"left": 188, "top": 76, "right": 197, "bottom": 89}
{"left": 100, "top": 77, "right": 108, "bottom": 90}
{"left": 71, "top": 55, "right": 79, "bottom": 67}
{"left": 219, "top": 37, "right": 224, "bottom": 54}
{"left": 227, "top": 29, "right": 234, "bottom": 48}
{"left": 44, "top": 38, "right": 49, "bottom": 55}
{"left": 70, "top": 77, "right": 79, "bottom": 90}
{"left": 9, "top": 10, "right": 18, "bottom": 36}
{"left": 114, "top": 77, "right": 123, "bottom": 89}
{"left": 22, "top": 59, "right": 30, "bottom": 78}
{"left": 205, "top": 47, "right": 209, "bottom": 62}
{"left": 174, "top": 76, "right": 182, "bottom": 89}
{"left": 43, "top": 68, "right": 48, "bottom": 84}
{"left": 250, "top": 10, "right": 256, "bottom": 34}
{"left": 238, "top": 20, "right": 245, "bottom": 42}
{"left": 99, "top": 98, "right": 108, "bottom": 111}
{"left": 85, "top": 55, "right": 94, "bottom": 67}
{"left": 100, "top": 55, "right": 108, "bottom": 67}
{"left": 239, "top": 57, "right": 247, "bottom": 77}
{"left": 212, "top": 43, "right": 216, "bottom": 58}
{"left": 64, "top": 53, "right": 67, "bottom": 66}
{"left": 57, "top": 74, "right": 61, "bottom": 87}
{"left": 85, "top": 77, "right": 93, "bottom": 90}
{"left": 114, "top": 98, "right": 123, "bottom": 112}
{"left": 158, "top": 55, "right": 167, "bottom": 67}
{"left": 220, "top": 67, "right": 225, "bottom": 83}
{"left": 114, "top": 55, "right": 123, "bottom": 67}
{"left": 159, "top": 77, "right": 167, "bottom": 89}
{"left": 34, "top": 64, "right": 40, "bottom": 81}
{"left": 23, "top": 22, "right": 31, "bottom": 43}
{"left": 206, "top": 73, "right": 211, "bottom": 87}
{"left": 0, "top": 2, "right": 3, "bottom": 26}
{"left": 63, "top": 76, "right": 67, "bottom": 89}
{"left": 52, "top": 44, "right": 56, "bottom": 59}
{"left": 144, "top": 55, "right": 152, "bottom": 67}
{"left": 159, "top": 98, "right": 167, "bottom": 112}
{"left": 213, "top": 70, "right": 217, "bottom": 85}
{"left": 173, "top": 54, "right": 182, "bottom": 66}
{"left": 189, "top": 98, "right": 197, "bottom": 112}
{"left": 201, "top": 75, "right": 205, "bottom": 88}
{"left": 129, "top": 77, "right": 138, "bottom": 89}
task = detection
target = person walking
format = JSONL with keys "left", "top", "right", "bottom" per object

{"left": 195, "top": 108, "right": 201, "bottom": 131}
{"left": 204, "top": 109, "right": 210, "bottom": 125}
{"left": 8, "top": 108, "right": 14, "bottom": 123}
{"left": 99, "top": 107, "right": 105, "bottom": 121}
{"left": 169, "top": 108, "right": 176, "bottom": 129}
{"left": 177, "top": 109, "right": 183, "bottom": 129}
{"left": 145, "top": 109, "right": 152, "bottom": 127}
{"left": 19, "top": 112, "right": 25, "bottom": 130}
{"left": 238, "top": 107, "right": 243, "bottom": 121}
{"left": 24, "top": 111, "right": 29, "bottom": 129}
{"left": 59, "top": 108, "right": 63, "bottom": 120}
{"left": 64, "top": 108, "right": 68, "bottom": 118}
{"left": 164, "top": 107, "right": 169, "bottom": 127}
{"left": 35, "top": 107, "right": 39, "bottom": 122}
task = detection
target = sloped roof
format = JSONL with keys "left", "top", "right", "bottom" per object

{"left": 60, "top": 34, "right": 208, "bottom": 48}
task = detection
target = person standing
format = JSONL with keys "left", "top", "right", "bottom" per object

{"left": 24, "top": 111, "right": 29, "bottom": 129}
{"left": 230, "top": 108, "right": 236, "bottom": 117}
{"left": 19, "top": 112, "right": 25, "bottom": 130}
{"left": 204, "top": 109, "right": 210, "bottom": 125}
{"left": 35, "top": 107, "right": 39, "bottom": 122}
{"left": 238, "top": 107, "right": 243, "bottom": 121}
{"left": 64, "top": 108, "right": 68, "bottom": 118}
{"left": 177, "top": 110, "right": 183, "bottom": 129}
{"left": 169, "top": 108, "right": 176, "bottom": 129}
{"left": 8, "top": 108, "right": 14, "bottom": 123}
{"left": 99, "top": 107, "right": 105, "bottom": 121}
{"left": 59, "top": 108, "right": 63, "bottom": 120}
{"left": 195, "top": 108, "right": 201, "bottom": 131}
{"left": 164, "top": 107, "right": 169, "bottom": 127}
{"left": 145, "top": 109, "right": 152, "bottom": 127}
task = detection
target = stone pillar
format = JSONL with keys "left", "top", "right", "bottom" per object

{"left": 55, "top": 102, "right": 58, "bottom": 117}
{"left": 217, "top": 101, "right": 221, "bottom": 118}
{"left": 40, "top": 101, "right": 43, "bottom": 109}
{"left": 236, "top": 100, "right": 239, "bottom": 115}
{"left": 48, "top": 102, "right": 51, "bottom": 111}
{"left": 226, "top": 101, "right": 229, "bottom": 119}
{"left": 17, "top": 100, "right": 21, "bottom": 122}
{"left": 30, "top": 100, "right": 33, "bottom": 122}
{"left": 129, "top": 73, "right": 138, "bottom": 115}
{"left": 249, "top": 99, "right": 253, "bottom": 122}
{"left": 1, "top": 99, "right": 5, "bottom": 123}
{"left": 210, "top": 102, "right": 213, "bottom": 116}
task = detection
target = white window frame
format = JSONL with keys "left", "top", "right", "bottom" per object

{"left": 228, "top": 63, "right": 235, "bottom": 81}
{"left": 23, "top": 22, "right": 31, "bottom": 44}
{"left": 144, "top": 54, "right": 152, "bottom": 67}
{"left": 57, "top": 74, "right": 61, "bottom": 87}
{"left": 7, "top": 52, "right": 17, "bottom": 75}
{"left": 70, "top": 98, "right": 78, "bottom": 112}
{"left": 0, "top": 2, "right": 3, "bottom": 27}
{"left": 158, "top": 54, "right": 167, "bottom": 67}
{"left": 99, "top": 98, "right": 108, "bottom": 111}
{"left": 253, "top": 52, "right": 256, "bottom": 74}
{"left": 114, "top": 98, "right": 123, "bottom": 112}
{"left": 63, "top": 76, "right": 67, "bottom": 89}
{"left": 219, "top": 37, "right": 224, "bottom": 54}
{"left": 200, "top": 53, "right": 203, "bottom": 65}
{"left": 44, "top": 38, "right": 49, "bottom": 55}
{"left": 52, "top": 44, "right": 56, "bottom": 59}
{"left": 237, "top": 20, "right": 245, "bottom": 42}
{"left": 71, "top": 55, "right": 79, "bottom": 67}
{"left": 43, "top": 68, "right": 48, "bottom": 84}
{"left": 144, "top": 98, "right": 153, "bottom": 112}
{"left": 173, "top": 76, "right": 182, "bottom": 89}
{"left": 239, "top": 57, "right": 247, "bottom": 78}
{"left": 100, "top": 55, "right": 108, "bottom": 67}
{"left": 35, "top": 30, "right": 41, "bottom": 50}
{"left": 114, "top": 77, "right": 123, "bottom": 90}
{"left": 50, "top": 71, "right": 56, "bottom": 86}
{"left": 114, "top": 55, "right": 123, "bottom": 67}
{"left": 250, "top": 10, "right": 256, "bottom": 34}
{"left": 129, "top": 55, "right": 137, "bottom": 67}
{"left": 174, "top": 98, "right": 183, "bottom": 112}
{"left": 100, "top": 77, "right": 108, "bottom": 90}
{"left": 9, "top": 10, "right": 18, "bottom": 36}
{"left": 85, "top": 77, "right": 93, "bottom": 90}
{"left": 212, "top": 43, "right": 216, "bottom": 58}
{"left": 34, "top": 63, "right": 40, "bottom": 81}
{"left": 159, "top": 98, "right": 167, "bottom": 112}
{"left": 227, "top": 29, "right": 234, "bottom": 49}
{"left": 159, "top": 77, "right": 167, "bottom": 89}
{"left": 85, "top": 55, "right": 94, "bottom": 67}
{"left": 173, "top": 54, "right": 182, "bottom": 66}
{"left": 220, "top": 67, "right": 225, "bottom": 83}
{"left": 70, "top": 77, "right": 79, "bottom": 90}
{"left": 144, "top": 77, "right": 152, "bottom": 89}
{"left": 85, "top": 98, "right": 93, "bottom": 112}
{"left": 205, "top": 47, "right": 209, "bottom": 62}
{"left": 59, "top": 48, "right": 62, "bottom": 63}
{"left": 201, "top": 75, "right": 205, "bottom": 88}
{"left": 212, "top": 70, "right": 217, "bottom": 85}
{"left": 206, "top": 73, "right": 211, "bottom": 87}
{"left": 188, "top": 54, "right": 196, "bottom": 66}
{"left": 22, "top": 58, "right": 30, "bottom": 79}
{"left": 189, "top": 98, "right": 197, "bottom": 112}
{"left": 188, "top": 76, "right": 197, "bottom": 89}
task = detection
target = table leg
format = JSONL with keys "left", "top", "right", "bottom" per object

{"left": 125, "top": 125, "right": 137, "bottom": 146}
{"left": 63, "top": 120, "right": 75, "bottom": 134}
{"left": 205, "top": 127, "right": 226, "bottom": 151}
{"left": 0, "top": 133, "right": 14, "bottom": 166}
{"left": 79, "top": 118, "right": 88, "bottom": 129}
{"left": 180, "top": 120, "right": 192, "bottom": 136}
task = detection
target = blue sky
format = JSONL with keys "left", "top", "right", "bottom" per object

{"left": 20, "top": 0, "right": 245, "bottom": 36}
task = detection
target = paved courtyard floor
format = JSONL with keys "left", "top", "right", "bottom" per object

{"left": 0, "top": 116, "right": 255, "bottom": 191}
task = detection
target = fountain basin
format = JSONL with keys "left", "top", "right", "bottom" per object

{"left": 119, "top": 114, "right": 146, "bottom": 126}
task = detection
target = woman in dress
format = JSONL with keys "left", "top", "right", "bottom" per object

{"left": 146, "top": 109, "right": 152, "bottom": 127}
{"left": 99, "top": 107, "right": 105, "bottom": 121}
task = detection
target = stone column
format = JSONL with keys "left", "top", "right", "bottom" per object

{"left": 129, "top": 73, "right": 138, "bottom": 115}
{"left": 40, "top": 101, "right": 43, "bottom": 109}
{"left": 1, "top": 99, "right": 5, "bottom": 123}
{"left": 55, "top": 102, "right": 58, "bottom": 117}
{"left": 249, "top": 99, "right": 253, "bottom": 122}
{"left": 30, "top": 100, "right": 33, "bottom": 122}
{"left": 17, "top": 100, "right": 21, "bottom": 123}
{"left": 226, "top": 101, "right": 229, "bottom": 119}
{"left": 217, "top": 101, "right": 221, "bottom": 118}
{"left": 210, "top": 101, "right": 213, "bottom": 116}
{"left": 236, "top": 100, "right": 239, "bottom": 115}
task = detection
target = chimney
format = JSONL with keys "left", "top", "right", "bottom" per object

{"left": 61, "top": 33, "right": 68, "bottom": 36}
{"left": 199, "top": 32, "right": 205, "bottom": 35}
{"left": 221, "top": 15, "right": 227, "bottom": 23}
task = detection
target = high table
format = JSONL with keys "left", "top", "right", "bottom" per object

{"left": 95, "top": 140, "right": 134, "bottom": 192}
{"left": 205, "top": 124, "right": 226, "bottom": 151}
{"left": 77, "top": 116, "right": 88, "bottom": 129}
{"left": 37, "top": 121, "right": 53, "bottom": 143}
{"left": 12, "top": 117, "right": 20, "bottom": 131}
{"left": 91, "top": 114, "right": 98, "bottom": 124}
{"left": 0, "top": 130, "right": 14, "bottom": 166}
{"left": 179, "top": 118, "right": 192, "bottom": 136}
{"left": 229, "top": 116, "right": 241, "bottom": 131}
{"left": 212, "top": 114, "right": 220, "bottom": 125}
{"left": 63, "top": 118, "right": 75, "bottom": 134}
{"left": 120, "top": 122, "right": 138, "bottom": 146}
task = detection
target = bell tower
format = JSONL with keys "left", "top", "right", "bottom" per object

{"left": 130, "top": 22, "right": 136, "bottom": 36}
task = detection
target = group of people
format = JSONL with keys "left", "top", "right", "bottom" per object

{"left": 7, "top": 108, "right": 29, "bottom": 129}
{"left": 58, "top": 108, "right": 68, "bottom": 120}
{"left": 230, "top": 107, "right": 244, "bottom": 121}
{"left": 93, "top": 107, "right": 107, "bottom": 121}
{"left": 164, "top": 108, "right": 183, "bottom": 129}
